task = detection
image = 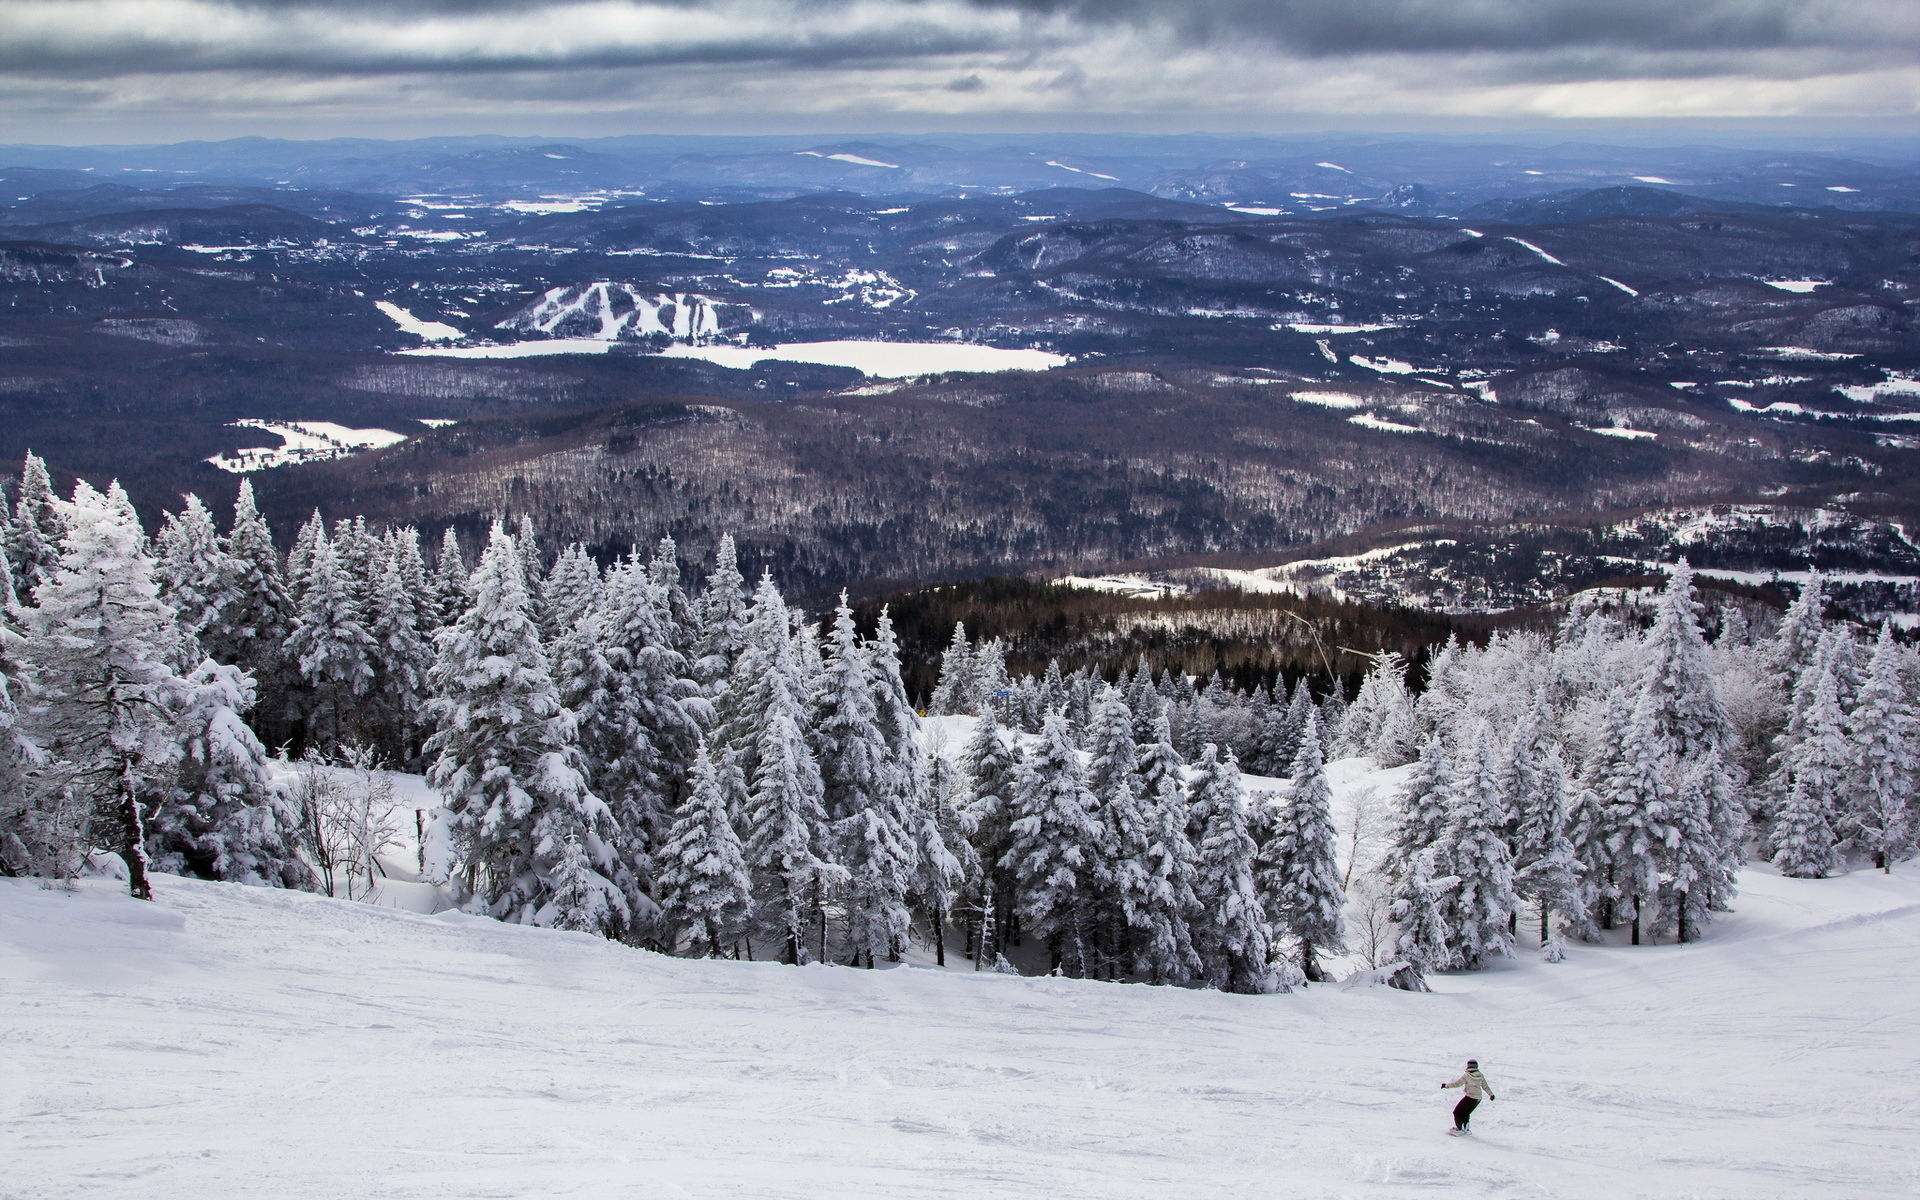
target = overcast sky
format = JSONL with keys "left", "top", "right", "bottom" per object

{"left": 4, "top": 0, "right": 1919, "bottom": 141}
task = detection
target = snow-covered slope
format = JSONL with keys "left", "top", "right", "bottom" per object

{"left": 496, "top": 283, "right": 727, "bottom": 343}
{"left": 5, "top": 865, "right": 1917, "bottom": 1197}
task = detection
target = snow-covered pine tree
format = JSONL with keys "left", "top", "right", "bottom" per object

{"left": 1343, "top": 652, "right": 1416, "bottom": 765}
{"left": 1188, "top": 744, "right": 1273, "bottom": 993}
{"left": 424, "top": 523, "right": 625, "bottom": 934}
{"left": 1603, "top": 695, "right": 1678, "bottom": 943}
{"left": 654, "top": 741, "right": 753, "bottom": 957}
{"left": 1662, "top": 748, "right": 1732, "bottom": 944}
{"left": 1005, "top": 711, "right": 1105, "bottom": 976}
{"left": 153, "top": 493, "right": 237, "bottom": 644}
{"left": 1638, "top": 562, "right": 1736, "bottom": 761}
{"left": 960, "top": 707, "right": 1022, "bottom": 957}
{"left": 1388, "top": 847, "right": 1454, "bottom": 989}
{"left": 430, "top": 527, "right": 470, "bottom": 627}
{"left": 816, "top": 597, "right": 916, "bottom": 966}
{"left": 4, "top": 452, "right": 64, "bottom": 604}
{"left": 647, "top": 535, "right": 698, "bottom": 655}
{"left": 285, "top": 527, "right": 377, "bottom": 750}
{"left": 364, "top": 546, "right": 433, "bottom": 763}
{"left": 913, "top": 739, "right": 978, "bottom": 965}
{"left": 285, "top": 510, "right": 324, "bottom": 605}
{"left": 1770, "top": 647, "right": 1847, "bottom": 879}
{"left": 18, "top": 482, "right": 192, "bottom": 898}
{"left": 514, "top": 514, "right": 546, "bottom": 624}
{"left": 1437, "top": 721, "right": 1518, "bottom": 967}
{"left": 209, "top": 480, "right": 294, "bottom": 736}
{"left": 1771, "top": 573, "right": 1826, "bottom": 691}
{"left": 972, "top": 637, "right": 1012, "bottom": 720}
{"left": 0, "top": 554, "right": 44, "bottom": 875}
{"left": 540, "top": 544, "right": 603, "bottom": 645}
{"left": 692, "top": 534, "right": 748, "bottom": 691}
{"left": 1842, "top": 622, "right": 1916, "bottom": 872}
{"left": 1130, "top": 711, "right": 1203, "bottom": 985}
{"left": 1126, "top": 658, "right": 1167, "bottom": 745}
{"left": 1083, "top": 683, "right": 1149, "bottom": 977}
{"left": 1391, "top": 733, "right": 1456, "bottom": 862}
{"left": 149, "top": 660, "right": 313, "bottom": 889}
{"left": 595, "top": 557, "right": 707, "bottom": 853}
{"left": 1509, "top": 738, "right": 1585, "bottom": 946}
{"left": 1256, "top": 712, "right": 1345, "bottom": 981}
{"left": 928, "top": 622, "right": 974, "bottom": 716}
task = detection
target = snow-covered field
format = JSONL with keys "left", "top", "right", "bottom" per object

{"left": 400, "top": 337, "right": 1068, "bottom": 376}
{"left": 6, "top": 853, "right": 1917, "bottom": 1196}
{"left": 205, "top": 420, "right": 409, "bottom": 473}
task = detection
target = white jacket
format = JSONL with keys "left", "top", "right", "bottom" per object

{"left": 1444, "top": 1069, "right": 1494, "bottom": 1100}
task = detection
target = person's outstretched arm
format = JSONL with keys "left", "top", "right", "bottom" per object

{"left": 1442, "top": 1074, "right": 1465, "bottom": 1089}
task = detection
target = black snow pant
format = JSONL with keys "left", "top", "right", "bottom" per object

{"left": 1453, "top": 1096, "right": 1480, "bottom": 1129}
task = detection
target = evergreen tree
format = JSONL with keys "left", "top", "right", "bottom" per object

{"left": 0, "top": 554, "right": 46, "bottom": 875}
{"left": 153, "top": 494, "right": 236, "bottom": 644}
{"left": 4, "top": 452, "right": 64, "bottom": 604}
{"left": 17, "top": 482, "right": 191, "bottom": 898}
{"left": 928, "top": 622, "right": 974, "bottom": 715}
{"left": 961, "top": 708, "right": 1022, "bottom": 957}
{"left": 1084, "top": 683, "right": 1149, "bottom": 977}
{"left": 1603, "top": 696, "right": 1677, "bottom": 944}
{"left": 540, "top": 544, "right": 603, "bottom": 644}
{"left": 424, "top": 524, "right": 625, "bottom": 933}
{"left": 285, "top": 530, "right": 377, "bottom": 750}
{"left": 693, "top": 534, "right": 748, "bottom": 690}
{"left": 285, "top": 509, "right": 325, "bottom": 605}
{"left": 1004, "top": 712, "right": 1104, "bottom": 976}
{"left": 1769, "top": 644, "right": 1847, "bottom": 878}
{"left": 912, "top": 742, "right": 978, "bottom": 966}
{"left": 655, "top": 742, "right": 753, "bottom": 957}
{"left": 1257, "top": 713, "right": 1345, "bottom": 981}
{"left": 1388, "top": 848, "right": 1455, "bottom": 989}
{"left": 149, "top": 661, "right": 313, "bottom": 889}
{"left": 1189, "top": 744, "right": 1273, "bottom": 993}
{"left": 742, "top": 705, "right": 837, "bottom": 964}
{"left": 365, "top": 547, "right": 433, "bottom": 762}
{"left": 595, "top": 559, "right": 707, "bottom": 855}
{"left": 1343, "top": 652, "right": 1416, "bottom": 764}
{"left": 1510, "top": 739, "right": 1585, "bottom": 946}
{"left": 1391, "top": 733, "right": 1456, "bottom": 861}
{"left": 1131, "top": 715, "right": 1203, "bottom": 985}
{"left": 1843, "top": 623, "right": 1916, "bottom": 872}
{"left": 1437, "top": 722, "right": 1518, "bottom": 967}
{"left": 430, "top": 527, "right": 471, "bottom": 627}
{"left": 211, "top": 481, "right": 294, "bottom": 737}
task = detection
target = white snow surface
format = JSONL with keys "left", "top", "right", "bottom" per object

{"left": 654, "top": 340, "right": 1069, "bottom": 377}
{"left": 205, "top": 420, "right": 408, "bottom": 472}
{"left": 373, "top": 301, "right": 462, "bottom": 342}
{"left": 1763, "top": 280, "right": 1828, "bottom": 293}
{"left": 8, "top": 833, "right": 1920, "bottom": 1197}
{"left": 1505, "top": 237, "right": 1566, "bottom": 266}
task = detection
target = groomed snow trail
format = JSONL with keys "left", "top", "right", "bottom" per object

{"left": 4, "top": 868, "right": 1917, "bottom": 1198}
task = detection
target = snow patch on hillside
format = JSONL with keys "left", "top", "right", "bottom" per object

{"left": 373, "top": 301, "right": 461, "bottom": 342}
{"left": 205, "top": 420, "right": 407, "bottom": 472}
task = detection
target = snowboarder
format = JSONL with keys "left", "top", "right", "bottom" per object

{"left": 1441, "top": 1059, "right": 1495, "bottom": 1135}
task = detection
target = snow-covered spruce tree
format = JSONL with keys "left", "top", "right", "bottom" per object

{"left": 149, "top": 660, "right": 313, "bottom": 889}
{"left": 815, "top": 597, "right": 916, "bottom": 966}
{"left": 1842, "top": 622, "right": 1916, "bottom": 872}
{"left": 1126, "top": 659, "right": 1167, "bottom": 745}
{"left": 1391, "top": 733, "right": 1456, "bottom": 863}
{"left": 17, "top": 482, "right": 192, "bottom": 898}
{"left": 654, "top": 741, "right": 753, "bottom": 957}
{"left": 285, "top": 510, "right": 324, "bottom": 606}
{"left": 1387, "top": 847, "right": 1455, "bottom": 990}
{"left": 429, "top": 527, "right": 470, "bottom": 628}
{"left": 1638, "top": 562, "right": 1736, "bottom": 761}
{"left": 1603, "top": 696, "right": 1678, "bottom": 943}
{"left": 913, "top": 739, "right": 978, "bottom": 965}
{"left": 1005, "top": 712, "right": 1105, "bottom": 976}
{"left": 153, "top": 493, "right": 237, "bottom": 645}
{"left": 1256, "top": 712, "right": 1345, "bottom": 982}
{"left": 726, "top": 574, "right": 837, "bottom": 963}
{"left": 1769, "top": 647, "right": 1847, "bottom": 879}
{"left": 692, "top": 534, "right": 748, "bottom": 692}
{"left": 647, "top": 535, "right": 698, "bottom": 655}
{"left": 0, "top": 554, "right": 44, "bottom": 875}
{"left": 1414, "top": 637, "right": 1469, "bottom": 743}
{"left": 4, "top": 452, "right": 64, "bottom": 604}
{"left": 961, "top": 707, "right": 1022, "bottom": 959}
{"left": 1189, "top": 744, "right": 1274, "bottom": 993}
{"left": 1436, "top": 722, "right": 1517, "bottom": 967}
{"left": 540, "top": 544, "right": 603, "bottom": 645}
{"left": 365, "top": 547, "right": 434, "bottom": 764}
{"left": 595, "top": 558, "right": 708, "bottom": 853}
{"left": 1661, "top": 749, "right": 1732, "bottom": 944}
{"left": 1127, "top": 708, "right": 1201, "bottom": 983}
{"left": 1770, "top": 573, "right": 1826, "bottom": 693}
{"left": 1510, "top": 739, "right": 1586, "bottom": 947}
{"left": 1342, "top": 652, "right": 1416, "bottom": 765}
{"left": 209, "top": 481, "right": 294, "bottom": 737}
{"left": 514, "top": 514, "right": 546, "bottom": 624}
{"left": 284, "top": 528, "right": 377, "bottom": 751}
{"left": 424, "top": 523, "right": 625, "bottom": 934}
{"left": 1083, "top": 683, "right": 1150, "bottom": 977}
{"left": 928, "top": 622, "right": 974, "bottom": 716}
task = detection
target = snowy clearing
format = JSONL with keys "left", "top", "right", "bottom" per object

{"left": 373, "top": 301, "right": 462, "bottom": 342}
{"left": 654, "top": 340, "right": 1069, "bottom": 377}
{"left": 1288, "top": 390, "right": 1369, "bottom": 409}
{"left": 1763, "top": 280, "right": 1828, "bottom": 293}
{"left": 204, "top": 420, "right": 408, "bottom": 472}
{"left": 1349, "top": 413, "right": 1423, "bottom": 434}
{"left": 5, "top": 863, "right": 1916, "bottom": 1198}
{"left": 1591, "top": 427, "right": 1658, "bottom": 440}
{"left": 1505, "top": 237, "right": 1565, "bottom": 266}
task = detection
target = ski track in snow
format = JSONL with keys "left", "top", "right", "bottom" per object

{"left": 5, "top": 854, "right": 1918, "bottom": 1197}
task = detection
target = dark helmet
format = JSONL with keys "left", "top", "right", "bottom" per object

{"left": 1466, "top": 1059, "right": 1479, "bottom": 1068}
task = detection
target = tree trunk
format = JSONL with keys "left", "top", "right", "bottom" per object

{"left": 933, "top": 899, "right": 947, "bottom": 967}
{"left": 1630, "top": 912, "right": 1641, "bottom": 946}
{"left": 1677, "top": 892, "right": 1692, "bottom": 945}
{"left": 117, "top": 777, "right": 153, "bottom": 902}
{"left": 1539, "top": 900, "right": 1550, "bottom": 947}
{"left": 1301, "top": 941, "right": 1323, "bottom": 983}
